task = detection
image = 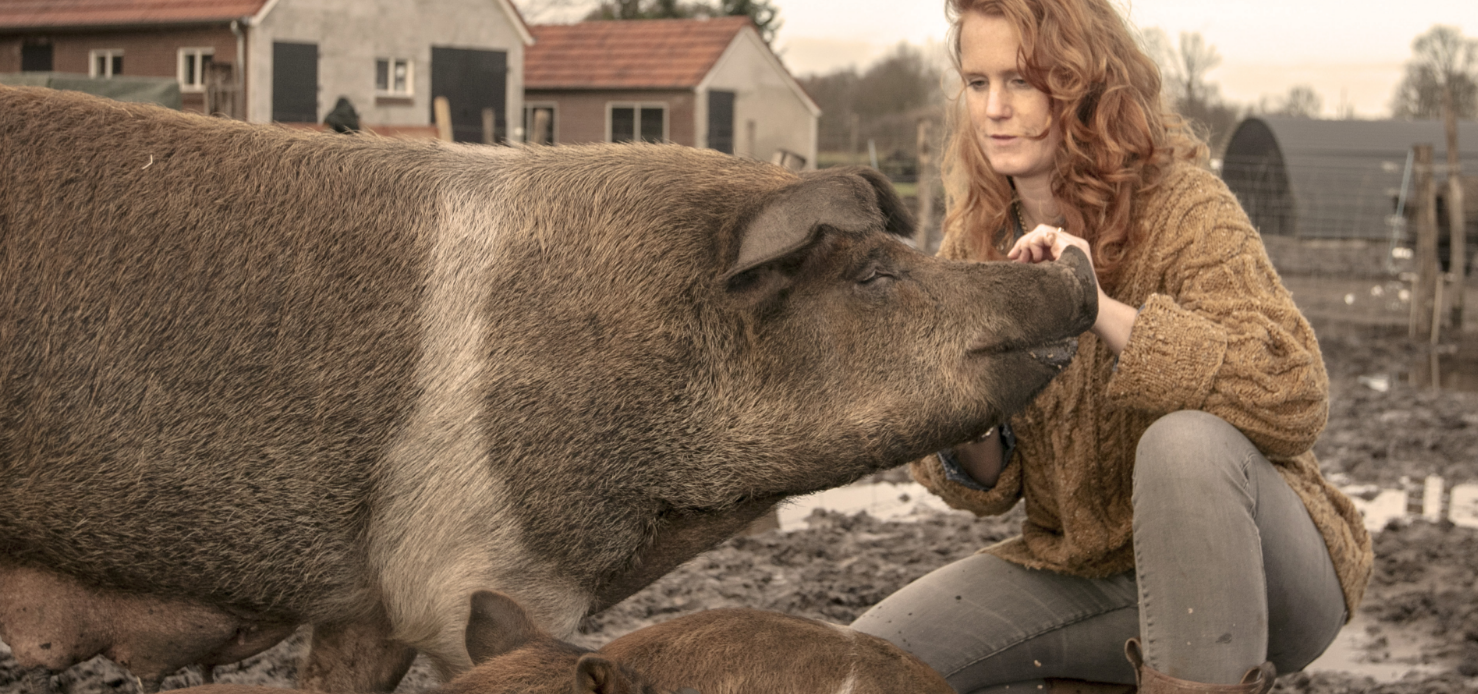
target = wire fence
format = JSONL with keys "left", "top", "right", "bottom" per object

{"left": 1224, "top": 154, "right": 1477, "bottom": 273}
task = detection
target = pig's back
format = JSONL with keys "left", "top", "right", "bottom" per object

{"left": 0, "top": 86, "right": 464, "bottom": 618}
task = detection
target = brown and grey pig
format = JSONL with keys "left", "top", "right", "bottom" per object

{"left": 0, "top": 84, "right": 1097, "bottom": 692}
{"left": 452, "top": 590, "right": 954, "bottom": 694}
{"left": 171, "top": 590, "right": 948, "bottom": 694}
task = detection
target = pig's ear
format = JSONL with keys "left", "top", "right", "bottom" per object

{"left": 465, "top": 590, "right": 542, "bottom": 664}
{"left": 724, "top": 167, "right": 915, "bottom": 281}
{"left": 574, "top": 654, "right": 640, "bottom": 694}
{"left": 846, "top": 165, "right": 917, "bottom": 241}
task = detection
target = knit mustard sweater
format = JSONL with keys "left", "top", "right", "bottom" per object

{"left": 911, "top": 163, "right": 1374, "bottom": 618}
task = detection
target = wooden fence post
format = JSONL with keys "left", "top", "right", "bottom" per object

{"left": 434, "top": 96, "right": 453, "bottom": 142}
{"left": 1451, "top": 177, "right": 1467, "bottom": 329}
{"left": 850, "top": 113, "right": 861, "bottom": 166}
{"left": 1444, "top": 83, "right": 1466, "bottom": 331}
{"left": 532, "top": 108, "right": 551, "bottom": 146}
{"left": 1412, "top": 144, "right": 1439, "bottom": 340}
{"left": 916, "top": 118, "right": 935, "bottom": 254}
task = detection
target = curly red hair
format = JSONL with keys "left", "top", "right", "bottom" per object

{"left": 941, "top": 0, "right": 1206, "bottom": 289}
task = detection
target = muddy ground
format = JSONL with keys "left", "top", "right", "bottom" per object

{"left": 3, "top": 237, "right": 1477, "bottom": 693}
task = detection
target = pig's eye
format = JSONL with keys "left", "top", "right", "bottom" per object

{"left": 859, "top": 268, "right": 897, "bottom": 285}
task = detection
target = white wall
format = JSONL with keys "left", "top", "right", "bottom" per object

{"left": 247, "top": 0, "right": 526, "bottom": 130}
{"left": 699, "top": 29, "right": 819, "bottom": 170}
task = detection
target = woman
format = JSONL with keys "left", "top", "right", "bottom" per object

{"left": 848, "top": 1, "right": 1373, "bottom": 693}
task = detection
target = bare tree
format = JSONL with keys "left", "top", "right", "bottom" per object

{"left": 576, "top": 0, "right": 780, "bottom": 42}
{"left": 801, "top": 42, "right": 945, "bottom": 165}
{"left": 717, "top": 0, "right": 781, "bottom": 44}
{"left": 1259, "top": 84, "right": 1323, "bottom": 118}
{"left": 1143, "top": 29, "right": 1221, "bottom": 113}
{"left": 1141, "top": 28, "right": 1241, "bottom": 152}
{"left": 853, "top": 43, "right": 941, "bottom": 119}
{"left": 1391, "top": 25, "right": 1478, "bottom": 120}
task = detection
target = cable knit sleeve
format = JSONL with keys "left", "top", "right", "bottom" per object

{"left": 1104, "top": 171, "right": 1329, "bottom": 459}
{"left": 909, "top": 451, "right": 1024, "bottom": 517}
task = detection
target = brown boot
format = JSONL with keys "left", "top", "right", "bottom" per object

{"left": 1124, "top": 639, "right": 1276, "bottom": 694}
{"left": 1045, "top": 678, "right": 1137, "bottom": 693}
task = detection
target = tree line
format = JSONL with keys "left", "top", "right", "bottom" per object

{"left": 521, "top": 0, "right": 781, "bottom": 44}
{"left": 799, "top": 23, "right": 1477, "bottom": 163}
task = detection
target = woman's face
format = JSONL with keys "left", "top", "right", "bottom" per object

{"left": 959, "top": 12, "right": 1061, "bottom": 185}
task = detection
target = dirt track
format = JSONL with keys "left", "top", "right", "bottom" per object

{"left": 3, "top": 237, "right": 1477, "bottom": 693}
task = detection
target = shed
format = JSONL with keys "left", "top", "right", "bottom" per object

{"left": 525, "top": 17, "right": 819, "bottom": 169}
{"left": 0, "top": 0, "right": 531, "bottom": 140}
{"left": 1222, "top": 116, "right": 1478, "bottom": 241}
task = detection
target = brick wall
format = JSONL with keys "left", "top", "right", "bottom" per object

{"left": 528, "top": 88, "right": 693, "bottom": 146}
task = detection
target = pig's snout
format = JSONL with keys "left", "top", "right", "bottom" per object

{"left": 1054, "top": 245, "right": 1099, "bottom": 334}
{"left": 1056, "top": 245, "right": 1094, "bottom": 289}
{"left": 1028, "top": 338, "right": 1078, "bottom": 371}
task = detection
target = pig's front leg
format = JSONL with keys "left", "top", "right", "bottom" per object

{"left": 299, "top": 606, "right": 417, "bottom": 693}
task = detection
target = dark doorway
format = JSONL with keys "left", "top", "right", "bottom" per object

{"left": 431, "top": 47, "right": 507, "bottom": 143}
{"left": 708, "top": 90, "right": 735, "bottom": 154}
{"left": 21, "top": 42, "right": 53, "bottom": 72}
{"left": 272, "top": 41, "right": 318, "bottom": 123}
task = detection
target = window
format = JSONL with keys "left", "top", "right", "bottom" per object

{"left": 375, "top": 57, "right": 412, "bottom": 95}
{"left": 608, "top": 103, "right": 666, "bottom": 143}
{"left": 179, "top": 48, "right": 215, "bottom": 91}
{"left": 89, "top": 49, "right": 123, "bottom": 78}
{"left": 523, "top": 104, "right": 555, "bottom": 144}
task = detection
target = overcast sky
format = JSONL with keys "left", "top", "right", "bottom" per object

{"left": 771, "top": 0, "right": 1478, "bottom": 119}
{"left": 517, "top": 0, "right": 1478, "bottom": 119}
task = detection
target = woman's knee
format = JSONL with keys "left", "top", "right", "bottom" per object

{"left": 1133, "top": 410, "right": 1254, "bottom": 499}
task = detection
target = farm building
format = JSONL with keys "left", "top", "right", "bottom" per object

{"left": 1222, "top": 116, "right": 1478, "bottom": 248}
{"left": 0, "top": 0, "right": 531, "bottom": 140}
{"left": 524, "top": 16, "right": 819, "bottom": 169}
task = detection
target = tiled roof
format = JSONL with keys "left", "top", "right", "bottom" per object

{"left": 526, "top": 16, "right": 752, "bottom": 90}
{"left": 0, "top": 0, "right": 269, "bottom": 29}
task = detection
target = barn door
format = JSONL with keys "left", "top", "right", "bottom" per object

{"left": 431, "top": 47, "right": 507, "bottom": 143}
{"left": 272, "top": 41, "right": 318, "bottom": 123}
{"left": 708, "top": 90, "right": 735, "bottom": 154}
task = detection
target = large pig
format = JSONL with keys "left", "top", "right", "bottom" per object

{"left": 0, "top": 85, "right": 1097, "bottom": 691}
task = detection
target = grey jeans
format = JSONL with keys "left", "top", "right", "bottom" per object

{"left": 851, "top": 410, "right": 1347, "bottom": 692}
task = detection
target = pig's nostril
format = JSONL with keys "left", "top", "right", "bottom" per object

{"left": 1028, "top": 338, "right": 1078, "bottom": 371}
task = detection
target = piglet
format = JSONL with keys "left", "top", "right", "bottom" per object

{"left": 454, "top": 591, "right": 954, "bottom": 694}
{"left": 169, "top": 590, "right": 951, "bottom": 694}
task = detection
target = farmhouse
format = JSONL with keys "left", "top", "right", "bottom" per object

{"left": 0, "top": 0, "right": 532, "bottom": 140}
{"left": 1223, "top": 116, "right": 1478, "bottom": 250}
{"left": 524, "top": 16, "right": 819, "bottom": 169}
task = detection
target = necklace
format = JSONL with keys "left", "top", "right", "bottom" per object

{"left": 1004, "top": 199, "right": 1026, "bottom": 252}
{"left": 1015, "top": 199, "right": 1067, "bottom": 234}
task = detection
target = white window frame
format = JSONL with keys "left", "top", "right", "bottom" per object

{"left": 523, "top": 102, "right": 557, "bottom": 144}
{"left": 178, "top": 47, "right": 215, "bottom": 92}
{"left": 89, "top": 49, "right": 123, "bottom": 78}
{"left": 375, "top": 57, "right": 414, "bottom": 96}
{"left": 606, "top": 102, "right": 668, "bottom": 143}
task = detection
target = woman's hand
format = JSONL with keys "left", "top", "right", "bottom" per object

{"left": 1007, "top": 223, "right": 1091, "bottom": 265}
{"left": 1006, "top": 224, "right": 1137, "bottom": 356}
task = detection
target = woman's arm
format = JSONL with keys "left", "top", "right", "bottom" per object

{"left": 951, "top": 428, "right": 1005, "bottom": 488}
{"left": 1007, "top": 224, "right": 1135, "bottom": 355}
